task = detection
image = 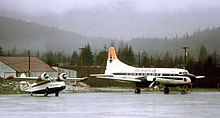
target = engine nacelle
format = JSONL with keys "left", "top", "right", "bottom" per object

{"left": 38, "top": 72, "right": 50, "bottom": 81}
{"left": 57, "top": 73, "right": 67, "bottom": 81}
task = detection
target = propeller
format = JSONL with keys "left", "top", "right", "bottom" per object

{"left": 149, "top": 78, "right": 157, "bottom": 88}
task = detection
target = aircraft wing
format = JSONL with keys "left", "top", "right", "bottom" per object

{"left": 90, "top": 74, "right": 142, "bottom": 82}
{"left": 65, "top": 76, "right": 88, "bottom": 82}
{"left": 5, "top": 75, "right": 39, "bottom": 81}
{"left": 5, "top": 72, "right": 51, "bottom": 82}
{"left": 90, "top": 74, "right": 114, "bottom": 78}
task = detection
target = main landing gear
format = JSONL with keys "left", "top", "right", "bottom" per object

{"left": 163, "top": 85, "right": 188, "bottom": 94}
{"left": 180, "top": 85, "right": 188, "bottom": 94}
{"left": 44, "top": 87, "right": 49, "bottom": 96}
{"left": 55, "top": 92, "right": 59, "bottom": 97}
{"left": 163, "top": 87, "right": 170, "bottom": 94}
{"left": 135, "top": 87, "right": 141, "bottom": 94}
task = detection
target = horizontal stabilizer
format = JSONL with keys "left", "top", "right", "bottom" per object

{"left": 196, "top": 76, "right": 205, "bottom": 79}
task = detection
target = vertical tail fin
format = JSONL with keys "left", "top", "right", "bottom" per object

{"left": 20, "top": 73, "right": 26, "bottom": 78}
{"left": 19, "top": 81, "right": 30, "bottom": 91}
{"left": 105, "top": 47, "right": 135, "bottom": 74}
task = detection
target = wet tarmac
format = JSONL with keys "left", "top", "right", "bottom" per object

{"left": 1, "top": 91, "right": 220, "bottom": 118}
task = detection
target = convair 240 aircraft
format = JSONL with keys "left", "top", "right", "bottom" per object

{"left": 91, "top": 47, "right": 204, "bottom": 94}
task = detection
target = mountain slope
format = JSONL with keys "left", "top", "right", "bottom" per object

{"left": 0, "top": 16, "right": 113, "bottom": 53}
{"left": 0, "top": 16, "right": 220, "bottom": 59}
{"left": 128, "top": 27, "right": 220, "bottom": 59}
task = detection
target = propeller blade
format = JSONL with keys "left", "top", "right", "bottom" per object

{"left": 149, "top": 81, "right": 156, "bottom": 88}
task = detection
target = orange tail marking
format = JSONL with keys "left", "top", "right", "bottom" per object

{"left": 108, "top": 47, "right": 118, "bottom": 62}
{"left": 108, "top": 47, "right": 117, "bottom": 63}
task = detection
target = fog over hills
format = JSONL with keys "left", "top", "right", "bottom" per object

{"left": 1, "top": 16, "right": 220, "bottom": 60}
{"left": 0, "top": 17, "right": 116, "bottom": 53}
{"left": 1, "top": 0, "right": 220, "bottom": 58}
{"left": 0, "top": 0, "right": 220, "bottom": 40}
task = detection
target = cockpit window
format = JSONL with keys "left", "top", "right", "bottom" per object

{"left": 179, "top": 71, "right": 188, "bottom": 75}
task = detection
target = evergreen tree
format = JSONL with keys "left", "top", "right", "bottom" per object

{"left": 0, "top": 46, "right": 4, "bottom": 56}
{"left": 212, "top": 51, "right": 217, "bottom": 67}
{"left": 70, "top": 50, "right": 79, "bottom": 66}
{"left": 127, "top": 45, "right": 135, "bottom": 65}
{"left": 186, "top": 56, "right": 195, "bottom": 71}
{"left": 95, "top": 49, "right": 107, "bottom": 66}
{"left": 174, "top": 56, "right": 180, "bottom": 67}
{"left": 141, "top": 50, "right": 150, "bottom": 67}
{"left": 155, "top": 56, "right": 162, "bottom": 67}
{"left": 198, "top": 45, "right": 208, "bottom": 62}
{"left": 46, "top": 51, "right": 54, "bottom": 66}
{"left": 163, "top": 52, "right": 172, "bottom": 67}
{"left": 81, "top": 44, "right": 93, "bottom": 66}
{"left": 150, "top": 56, "right": 154, "bottom": 67}
{"left": 117, "top": 45, "right": 135, "bottom": 66}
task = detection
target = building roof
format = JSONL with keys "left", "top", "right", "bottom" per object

{"left": 0, "top": 56, "right": 56, "bottom": 72}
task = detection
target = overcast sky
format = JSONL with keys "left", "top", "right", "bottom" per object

{"left": 1, "top": 0, "right": 220, "bottom": 40}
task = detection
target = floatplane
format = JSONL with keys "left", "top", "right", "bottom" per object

{"left": 5, "top": 72, "right": 88, "bottom": 96}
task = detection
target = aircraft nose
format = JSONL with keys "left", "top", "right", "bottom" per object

{"left": 187, "top": 74, "right": 196, "bottom": 82}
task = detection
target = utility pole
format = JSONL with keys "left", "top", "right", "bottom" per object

{"left": 138, "top": 51, "right": 141, "bottom": 67}
{"left": 28, "top": 50, "right": 30, "bottom": 77}
{"left": 182, "top": 46, "right": 189, "bottom": 69}
{"left": 79, "top": 48, "right": 84, "bottom": 67}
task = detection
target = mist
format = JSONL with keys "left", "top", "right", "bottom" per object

{"left": 1, "top": 0, "right": 220, "bottom": 40}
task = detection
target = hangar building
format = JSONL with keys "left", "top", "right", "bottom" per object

{"left": 0, "top": 56, "right": 57, "bottom": 78}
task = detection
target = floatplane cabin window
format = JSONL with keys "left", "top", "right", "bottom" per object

{"left": 162, "top": 74, "right": 170, "bottom": 76}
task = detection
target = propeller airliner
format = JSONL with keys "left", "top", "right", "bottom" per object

{"left": 91, "top": 47, "right": 204, "bottom": 94}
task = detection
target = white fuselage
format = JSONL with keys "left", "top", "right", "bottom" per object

{"left": 20, "top": 81, "right": 65, "bottom": 93}
{"left": 111, "top": 68, "right": 192, "bottom": 85}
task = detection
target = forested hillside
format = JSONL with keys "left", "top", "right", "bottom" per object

{"left": 1, "top": 16, "right": 220, "bottom": 61}
{"left": 0, "top": 16, "right": 114, "bottom": 53}
{"left": 129, "top": 27, "right": 220, "bottom": 60}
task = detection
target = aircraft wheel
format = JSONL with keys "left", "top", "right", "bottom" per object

{"left": 135, "top": 87, "right": 141, "bottom": 94}
{"left": 164, "top": 87, "right": 170, "bottom": 94}
{"left": 44, "top": 87, "right": 49, "bottom": 96}
{"left": 55, "top": 92, "right": 59, "bottom": 97}
{"left": 31, "top": 93, "right": 33, "bottom": 96}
